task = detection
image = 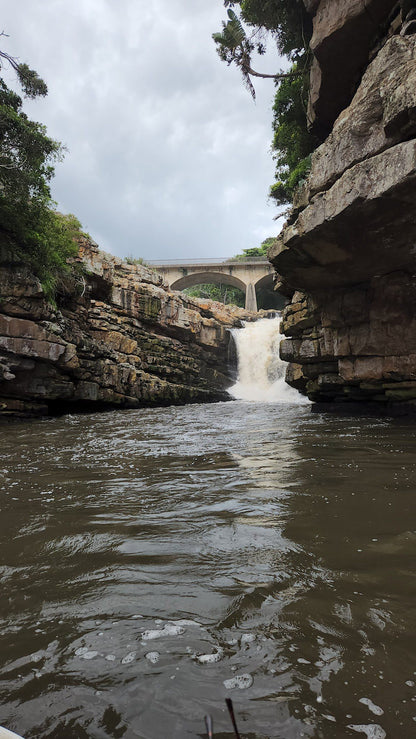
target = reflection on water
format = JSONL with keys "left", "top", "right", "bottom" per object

{"left": 0, "top": 402, "right": 415, "bottom": 738}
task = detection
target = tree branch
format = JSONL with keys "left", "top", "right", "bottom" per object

{"left": 0, "top": 48, "right": 19, "bottom": 73}
{"left": 243, "top": 63, "right": 302, "bottom": 80}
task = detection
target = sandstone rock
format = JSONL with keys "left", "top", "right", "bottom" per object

{"left": 0, "top": 397, "right": 49, "bottom": 416}
{"left": 279, "top": 270, "right": 416, "bottom": 406}
{"left": 0, "top": 241, "right": 244, "bottom": 417}
{"left": 307, "top": 35, "right": 416, "bottom": 198}
{"left": 285, "top": 362, "right": 307, "bottom": 392}
{"left": 270, "top": 139, "right": 416, "bottom": 291}
{"left": 0, "top": 336, "right": 67, "bottom": 363}
{"left": 308, "top": 0, "right": 398, "bottom": 135}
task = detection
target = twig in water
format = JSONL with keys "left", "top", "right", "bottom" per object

{"left": 225, "top": 698, "right": 241, "bottom": 739}
{"left": 204, "top": 714, "right": 214, "bottom": 738}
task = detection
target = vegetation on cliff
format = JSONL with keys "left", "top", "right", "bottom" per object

{"left": 184, "top": 282, "right": 245, "bottom": 307}
{"left": 269, "top": 69, "right": 316, "bottom": 205}
{"left": 214, "top": 1, "right": 317, "bottom": 205}
{"left": 228, "top": 235, "right": 275, "bottom": 260}
{"left": 0, "top": 42, "right": 82, "bottom": 300}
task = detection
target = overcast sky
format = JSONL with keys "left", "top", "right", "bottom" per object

{"left": 1, "top": 1, "right": 286, "bottom": 261}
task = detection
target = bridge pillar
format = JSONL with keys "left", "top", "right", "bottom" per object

{"left": 245, "top": 283, "right": 258, "bottom": 312}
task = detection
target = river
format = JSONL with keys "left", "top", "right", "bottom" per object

{"left": 0, "top": 319, "right": 415, "bottom": 738}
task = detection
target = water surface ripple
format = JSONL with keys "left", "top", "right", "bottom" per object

{"left": 0, "top": 402, "right": 415, "bottom": 738}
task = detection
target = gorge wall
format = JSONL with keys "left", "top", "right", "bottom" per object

{"left": 0, "top": 241, "right": 252, "bottom": 418}
{"left": 270, "top": 0, "right": 416, "bottom": 410}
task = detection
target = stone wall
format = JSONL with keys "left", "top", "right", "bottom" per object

{"left": 269, "top": 0, "right": 416, "bottom": 410}
{"left": 0, "top": 241, "right": 253, "bottom": 418}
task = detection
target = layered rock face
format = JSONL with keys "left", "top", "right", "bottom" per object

{"left": 270, "top": 0, "right": 416, "bottom": 410}
{"left": 0, "top": 242, "right": 250, "bottom": 418}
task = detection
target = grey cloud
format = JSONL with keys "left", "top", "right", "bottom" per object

{"left": 1, "top": 0, "right": 284, "bottom": 260}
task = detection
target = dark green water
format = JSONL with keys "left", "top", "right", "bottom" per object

{"left": 0, "top": 402, "right": 415, "bottom": 738}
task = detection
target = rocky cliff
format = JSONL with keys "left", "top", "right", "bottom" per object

{"left": 0, "top": 241, "right": 253, "bottom": 418}
{"left": 270, "top": 0, "right": 416, "bottom": 410}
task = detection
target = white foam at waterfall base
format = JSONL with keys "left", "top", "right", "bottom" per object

{"left": 229, "top": 317, "right": 309, "bottom": 403}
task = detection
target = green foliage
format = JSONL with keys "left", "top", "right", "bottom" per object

{"left": 258, "top": 236, "right": 276, "bottom": 253}
{"left": 0, "top": 44, "right": 48, "bottom": 98}
{"left": 0, "top": 80, "right": 61, "bottom": 207}
{"left": 0, "top": 46, "right": 81, "bottom": 301}
{"left": 272, "top": 70, "right": 311, "bottom": 169}
{"left": 213, "top": 9, "right": 246, "bottom": 50}
{"left": 269, "top": 155, "right": 311, "bottom": 204}
{"left": 269, "top": 67, "right": 316, "bottom": 204}
{"left": 16, "top": 63, "right": 48, "bottom": 98}
{"left": 216, "top": 3, "right": 316, "bottom": 205}
{"left": 231, "top": 236, "right": 275, "bottom": 260}
{"left": 213, "top": 9, "right": 262, "bottom": 99}
{"left": 124, "top": 255, "right": 149, "bottom": 267}
{"left": 1, "top": 208, "right": 82, "bottom": 302}
{"left": 225, "top": 1, "right": 312, "bottom": 59}
{"left": 184, "top": 282, "right": 245, "bottom": 308}
{"left": 213, "top": 7, "right": 303, "bottom": 100}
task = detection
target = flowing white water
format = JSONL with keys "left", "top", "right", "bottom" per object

{"left": 229, "top": 316, "right": 309, "bottom": 403}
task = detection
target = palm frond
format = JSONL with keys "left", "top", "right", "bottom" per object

{"left": 225, "top": 10, "right": 247, "bottom": 47}
{"left": 241, "top": 67, "right": 256, "bottom": 101}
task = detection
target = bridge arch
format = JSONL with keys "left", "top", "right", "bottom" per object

{"left": 254, "top": 273, "right": 286, "bottom": 310}
{"left": 150, "top": 259, "right": 275, "bottom": 312}
{"left": 171, "top": 271, "right": 247, "bottom": 294}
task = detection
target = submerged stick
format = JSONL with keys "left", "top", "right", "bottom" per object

{"left": 204, "top": 714, "right": 214, "bottom": 739}
{"left": 225, "top": 698, "right": 241, "bottom": 739}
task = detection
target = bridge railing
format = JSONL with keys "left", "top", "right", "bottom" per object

{"left": 147, "top": 257, "right": 269, "bottom": 266}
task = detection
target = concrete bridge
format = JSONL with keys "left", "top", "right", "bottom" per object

{"left": 147, "top": 258, "right": 277, "bottom": 312}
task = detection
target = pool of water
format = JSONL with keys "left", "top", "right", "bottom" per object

{"left": 0, "top": 401, "right": 415, "bottom": 737}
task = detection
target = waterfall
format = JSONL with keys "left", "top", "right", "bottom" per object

{"left": 229, "top": 316, "right": 308, "bottom": 403}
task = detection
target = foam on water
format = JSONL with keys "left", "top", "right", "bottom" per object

{"left": 194, "top": 647, "right": 224, "bottom": 664}
{"left": 241, "top": 633, "right": 256, "bottom": 644}
{"left": 145, "top": 651, "right": 160, "bottom": 664}
{"left": 359, "top": 698, "right": 384, "bottom": 716}
{"left": 121, "top": 651, "right": 136, "bottom": 664}
{"left": 141, "top": 621, "right": 186, "bottom": 642}
{"left": 75, "top": 647, "right": 99, "bottom": 660}
{"left": 229, "top": 317, "right": 309, "bottom": 403}
{"left": 347, "top": 724, "right": 386, "bottom": 738}
{"left": 223, "top": 673, "right": 253, "bottom": 690}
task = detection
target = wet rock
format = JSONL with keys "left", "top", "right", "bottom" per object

{"left": 279, "top": 274, "right": 416, "bottom": 407}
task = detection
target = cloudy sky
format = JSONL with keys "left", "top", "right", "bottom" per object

{"left": 1, "top": 1, "right": 286, "bottom": 261}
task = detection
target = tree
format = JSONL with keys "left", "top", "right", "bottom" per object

{"left": 213, "top": 9, "right": 301, "bottom": 99}
{"left": 224, "top": 1, "right": 312, "bottom": 59}
{"left": 232, "top": 236, "right": 276, "bottom": 260}
{"left": 0, "top": 80, "right": 60, "bottom": 211}
{"left": 0, "top": 39, "right": 81, "bottom": 299}
{"left": 214, "top": 2, "right": 316, "bottom": 205}
{"left": 184, "top": 282, "right": 245, "bottom": 307}
{"left": 0, "top": 32, "right": 48, "bottom": 98}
